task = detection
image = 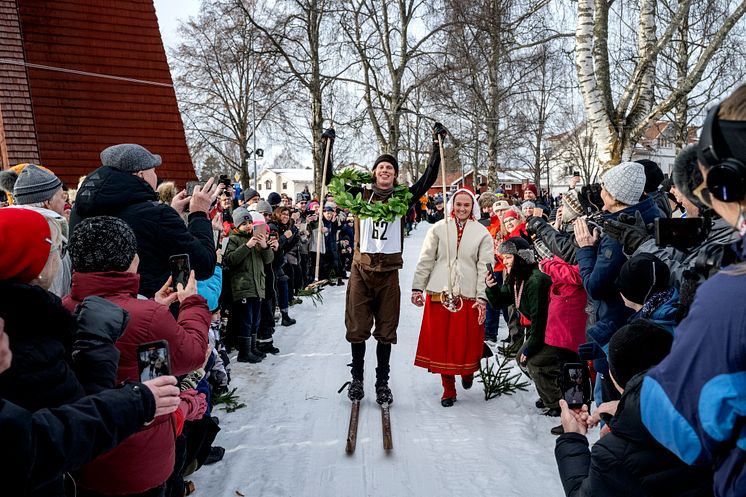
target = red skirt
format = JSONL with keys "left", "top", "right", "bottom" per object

{"left": 414, "top": 294, "right": 484, "bottom": 375}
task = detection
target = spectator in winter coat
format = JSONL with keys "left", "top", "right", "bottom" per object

{"left": 5, "top": 164, "right": 72, "bottom": 297}
{"left": 63, "top": 216, "right": 211, "bottom": 497}
{"left": 573, "top": 161, "right": 660, "bottom": 404}
{"left": 526, "top": 189, "right": 587, "bottom": 265}
{"left": 0, "top": 209, "right": 129, "bottom": 497}
{"left": 70, "top": 144, "right": 218, "bottom": 297}
{"left": 224, "top": 209, "right": 274, "bottom": 363}
{"left": 309, "top": 204, "right": 341, "bottom": 283}
{"left": 554, "top": 320, "right": 713, "bottom": 497}
{"left": 639, "top": 86, "right": 746, "bottom": 497}
{"left": 0, "top": 316, "right": 183, "bottom": 497}
{"left": 269, "top": 206, "right": 300, "bottom": 328}
{"left": 487, "top": 237, "right": 575, "bottom": 416}
{"left": 539, "top": 256, "right": 587, "bottom": 356}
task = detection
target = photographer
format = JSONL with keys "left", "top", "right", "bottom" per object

{"left": 573, "top": 162, "right": 660, "bottom": 404}
{"left": 639, "top": 85, "right": 746, "bottom": 496}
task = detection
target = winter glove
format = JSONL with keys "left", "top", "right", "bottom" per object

{"left": 603, "top": 211, "right": 652, "bottom": 256}
{"left": 432, "top": 122, "right": 448, "bottom": 142}
{"left": 578, "top": 341, "right": 605, "bottom": 361}
{"left": 526, "top": 216, "right": 547, "bottom": 237}
{"left": 321, "top": 128, "right": 336, "bottom": 141}
{"left": 72, "top": 296, "right": 129, "bottom": 347}
{"left": 178, "top": 389, "right": 208, "bottom": 421}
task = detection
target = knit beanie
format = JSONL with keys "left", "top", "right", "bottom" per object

{"left": 323, "top": 202, "right": 336, "bottom": 212}
{"left": 637, "top": 159, "right": 664, "bottom": 194}
{"left": 561, "top": 190, "right": 585, "bottom": 222}
{"left": 232, "top": 206, "right": 252, "bottom": 227}
{"left": 498, "top": 236, "right": 535, "bottom": 264}
{"left": 521, "top": 201, "right": 536, "bottom": 211}
{"left": 243, "top": 188, "right": 260, "bottom": 202}
{"left": 502, "top": 209, "right": 520, "bottom": 222}
{"left": 608, "top": 320, "right": 673, "bottom": 389}
{"left": 100, "top": 144, "right": 161, "bottom": 172}
{"left": 525, "top": 184, "right": 538, "bottom": 196}
{"left": 69, "top": 216, "right": 137, "bottom": 273}
{"left": 373, "top": 154, "right": 399, "bottom": 174}
{"left": 0, "top": 208, "right": 52, "bottom": 282}
{"left": 250, "top": 211, "right": 266, "bottom": 226}
{"left": 267, "top": 192, "right": 282, "bottom": 207}
{"left": 615, "top": 253, "right": 671, "bottom": 305}
{"left": 12, "top": 164, "right": 63, "bottom": 205}
{"left": 602, "top": 162, "right": 645, "bottom": 206}
{"left": 256, "top": 200, "right": 273, "bottom": 215}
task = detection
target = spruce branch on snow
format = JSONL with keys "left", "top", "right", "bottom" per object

{"left": 477, "top": 353, "right": 530, "bottom": 401}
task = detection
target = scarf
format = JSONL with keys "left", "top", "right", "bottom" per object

{"left": 640, "top": 288, "right": 676, "bottom": 319}
{"left": 371, "top": 185, "right": 394, "bottom": 199}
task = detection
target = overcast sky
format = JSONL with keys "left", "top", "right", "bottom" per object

{"left": 153, "top": 0, "right": 201, "bottom": 51}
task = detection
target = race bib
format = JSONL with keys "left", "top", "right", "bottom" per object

{"left": 359, "top": 218, "right": 402, "bottom": 254}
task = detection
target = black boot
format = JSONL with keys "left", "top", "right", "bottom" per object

{"left": 348, "top": 378, "right": 364, "bottom": 401}
{"left": 281, "top": 311, "right": 296, "bottom": 326}
{"left": 237, "top": 337, "right": 262, "bottom": 363}
{"left": 251, "top": 334, "right": 266, "bottom": 359}
{"left": 375, "top": 381, "right": 393, "bottom": 405}
{"left": 257, "top": 340, "right": 280, "bottom": 355}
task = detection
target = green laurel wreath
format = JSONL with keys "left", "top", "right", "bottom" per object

{"left": 327, "top": 169, "right": 413, "bottom": 222}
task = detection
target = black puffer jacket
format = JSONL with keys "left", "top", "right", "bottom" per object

{"left": 70, "top": 166, "right": 216, "bottom": 297}
{"left": 0, "top": 282, "right": 85, "bottom": 411}
{"left": 555, "top": 374, "right": 713, "bottom": 497}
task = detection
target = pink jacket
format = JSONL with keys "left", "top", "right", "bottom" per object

{"left": 540, "top": 257, "right": 587, "bottom": 354}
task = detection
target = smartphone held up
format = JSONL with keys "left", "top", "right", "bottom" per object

{"left": 137, "top": 340, "right": 171, "bottom": 382}
{"left": 169, "top": 254, "right": 190, "bottom": 291}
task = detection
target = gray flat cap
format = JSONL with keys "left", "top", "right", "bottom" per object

{"left": 100, "top": 144, "right": 162, "bottom": 172}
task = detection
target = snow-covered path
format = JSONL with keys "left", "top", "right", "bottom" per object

{"left": 193, "top": 224, "right": 568, "bottom": 497}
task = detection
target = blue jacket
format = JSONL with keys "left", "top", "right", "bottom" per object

{"left": 577, "top": 197, "right": 660, "bottom": 348}
{"left": 630, "top": 288, "right": 679, "bottom": 335}
{"left": 641, "top": 237, "right": 746, "bottom": 497}
{"left": 197, "top": 265, "right": 223, "bottom": 312}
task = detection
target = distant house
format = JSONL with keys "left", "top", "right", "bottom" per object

{"left": 631, "top": 121, "right": 698, "bottom": 177}
{"left": 257, "top": 167, "right": 313, "bottom": 200}
{"left": 0, "top": 0, "right": 196, "bottom": 187}
{"left": 426, "top": 167, "right": 534, "bottom": 198}
{"left": 546, "top": 120, "right": 698, "bottom": 191}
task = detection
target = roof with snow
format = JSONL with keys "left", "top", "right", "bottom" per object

{"left": 261, "top": 168, "right": 313, "bottom": 182}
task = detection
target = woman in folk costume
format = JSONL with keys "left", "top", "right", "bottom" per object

{"left": 412, "top": 188, "right": 495, "bottom": 407}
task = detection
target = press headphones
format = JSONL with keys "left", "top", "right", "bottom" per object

{"left": 698, "top": 103, "right": 746, "bottom": 203}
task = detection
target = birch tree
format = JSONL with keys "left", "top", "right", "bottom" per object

{"left": 575, "top": 0, "right": 746, "bottom": 169}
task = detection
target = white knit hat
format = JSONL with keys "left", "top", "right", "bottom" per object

{"left": 602, "top": 162, "right": 645, "bottom": 206}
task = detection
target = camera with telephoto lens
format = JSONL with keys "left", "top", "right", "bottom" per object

{"left": 585, "top": 211, "right": 607, "bottom": 235}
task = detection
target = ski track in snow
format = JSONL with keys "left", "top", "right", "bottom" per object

{"left": 192, "top": 224, "right": 576, "bottom": 497}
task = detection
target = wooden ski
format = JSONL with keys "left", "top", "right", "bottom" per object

{"left": 381, "top": 402, "right": 393, "bottom": 451}
{"left": 346, "top": 399, "right": 360, "bottom": 454}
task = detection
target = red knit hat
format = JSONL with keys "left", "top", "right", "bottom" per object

{"left": 525, "top": 184, "right": 538, "bottom": 196}
{"left": 0, "top": 208, "right": 52, "bottom": 282}
{"left": 502, "top": 209, "right": 520, "bottom": 221}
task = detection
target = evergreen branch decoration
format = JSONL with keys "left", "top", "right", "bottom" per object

{"left": 297, "top": 287, "right": 324, "bottom": 306}
{"left": 477, "top": 353, "right": 531, "bottom": 401}
{"left": 212, "top": 387, "right": 247, "bottom": 413}
{"left": 327, "top": 168, "right": 413, "bottom": 222}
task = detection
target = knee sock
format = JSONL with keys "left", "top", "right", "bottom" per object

{"left": 351, "top": 342, "right": 366, "bottom": 380}
{"left": 375, "top": 341, "right": 391, "bottom": 385}
{"left": 441, "top": 375, "right": 457, "bottom": 399}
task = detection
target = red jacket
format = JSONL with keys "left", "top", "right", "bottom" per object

{"left": 63, "top": 271, "right": 210, "bottom": 494}
{"left": 539, "top": 257, "right": 587, "bottom": 354}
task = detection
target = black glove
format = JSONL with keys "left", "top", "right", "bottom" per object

{"left": 578, "top": 341, "right": 605, "bottom": 361}
{"left": 432, "top": 122, "right": 448, "bottom": 142}
{"left": 321, "top": 128, "right": 336, "bottom": 141}
{"left": 603, "top": 211, "right": 651, "bottom": 255}
{"left": 73, "top": 296, "right": 129, "bottom": 346}
{"left": 526, "top": 216, "right": 547, "bottom": 237}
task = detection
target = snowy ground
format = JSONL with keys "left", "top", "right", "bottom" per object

{"left": 193, "top": 224, "right": 571, "bottom": 497}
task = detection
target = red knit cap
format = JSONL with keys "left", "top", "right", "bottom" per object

{"left": 0, "top": 208, "right": 52, "bottom": 282}
{"left": 525, "top": 184, "right": 538, "bottom": 195}
{"left": 502, "top": 209, "right": 520, "bottom": 221}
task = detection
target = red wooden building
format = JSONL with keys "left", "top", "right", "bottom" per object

{"left": 0, "top": 0, "right": 195, "bottom": 187}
